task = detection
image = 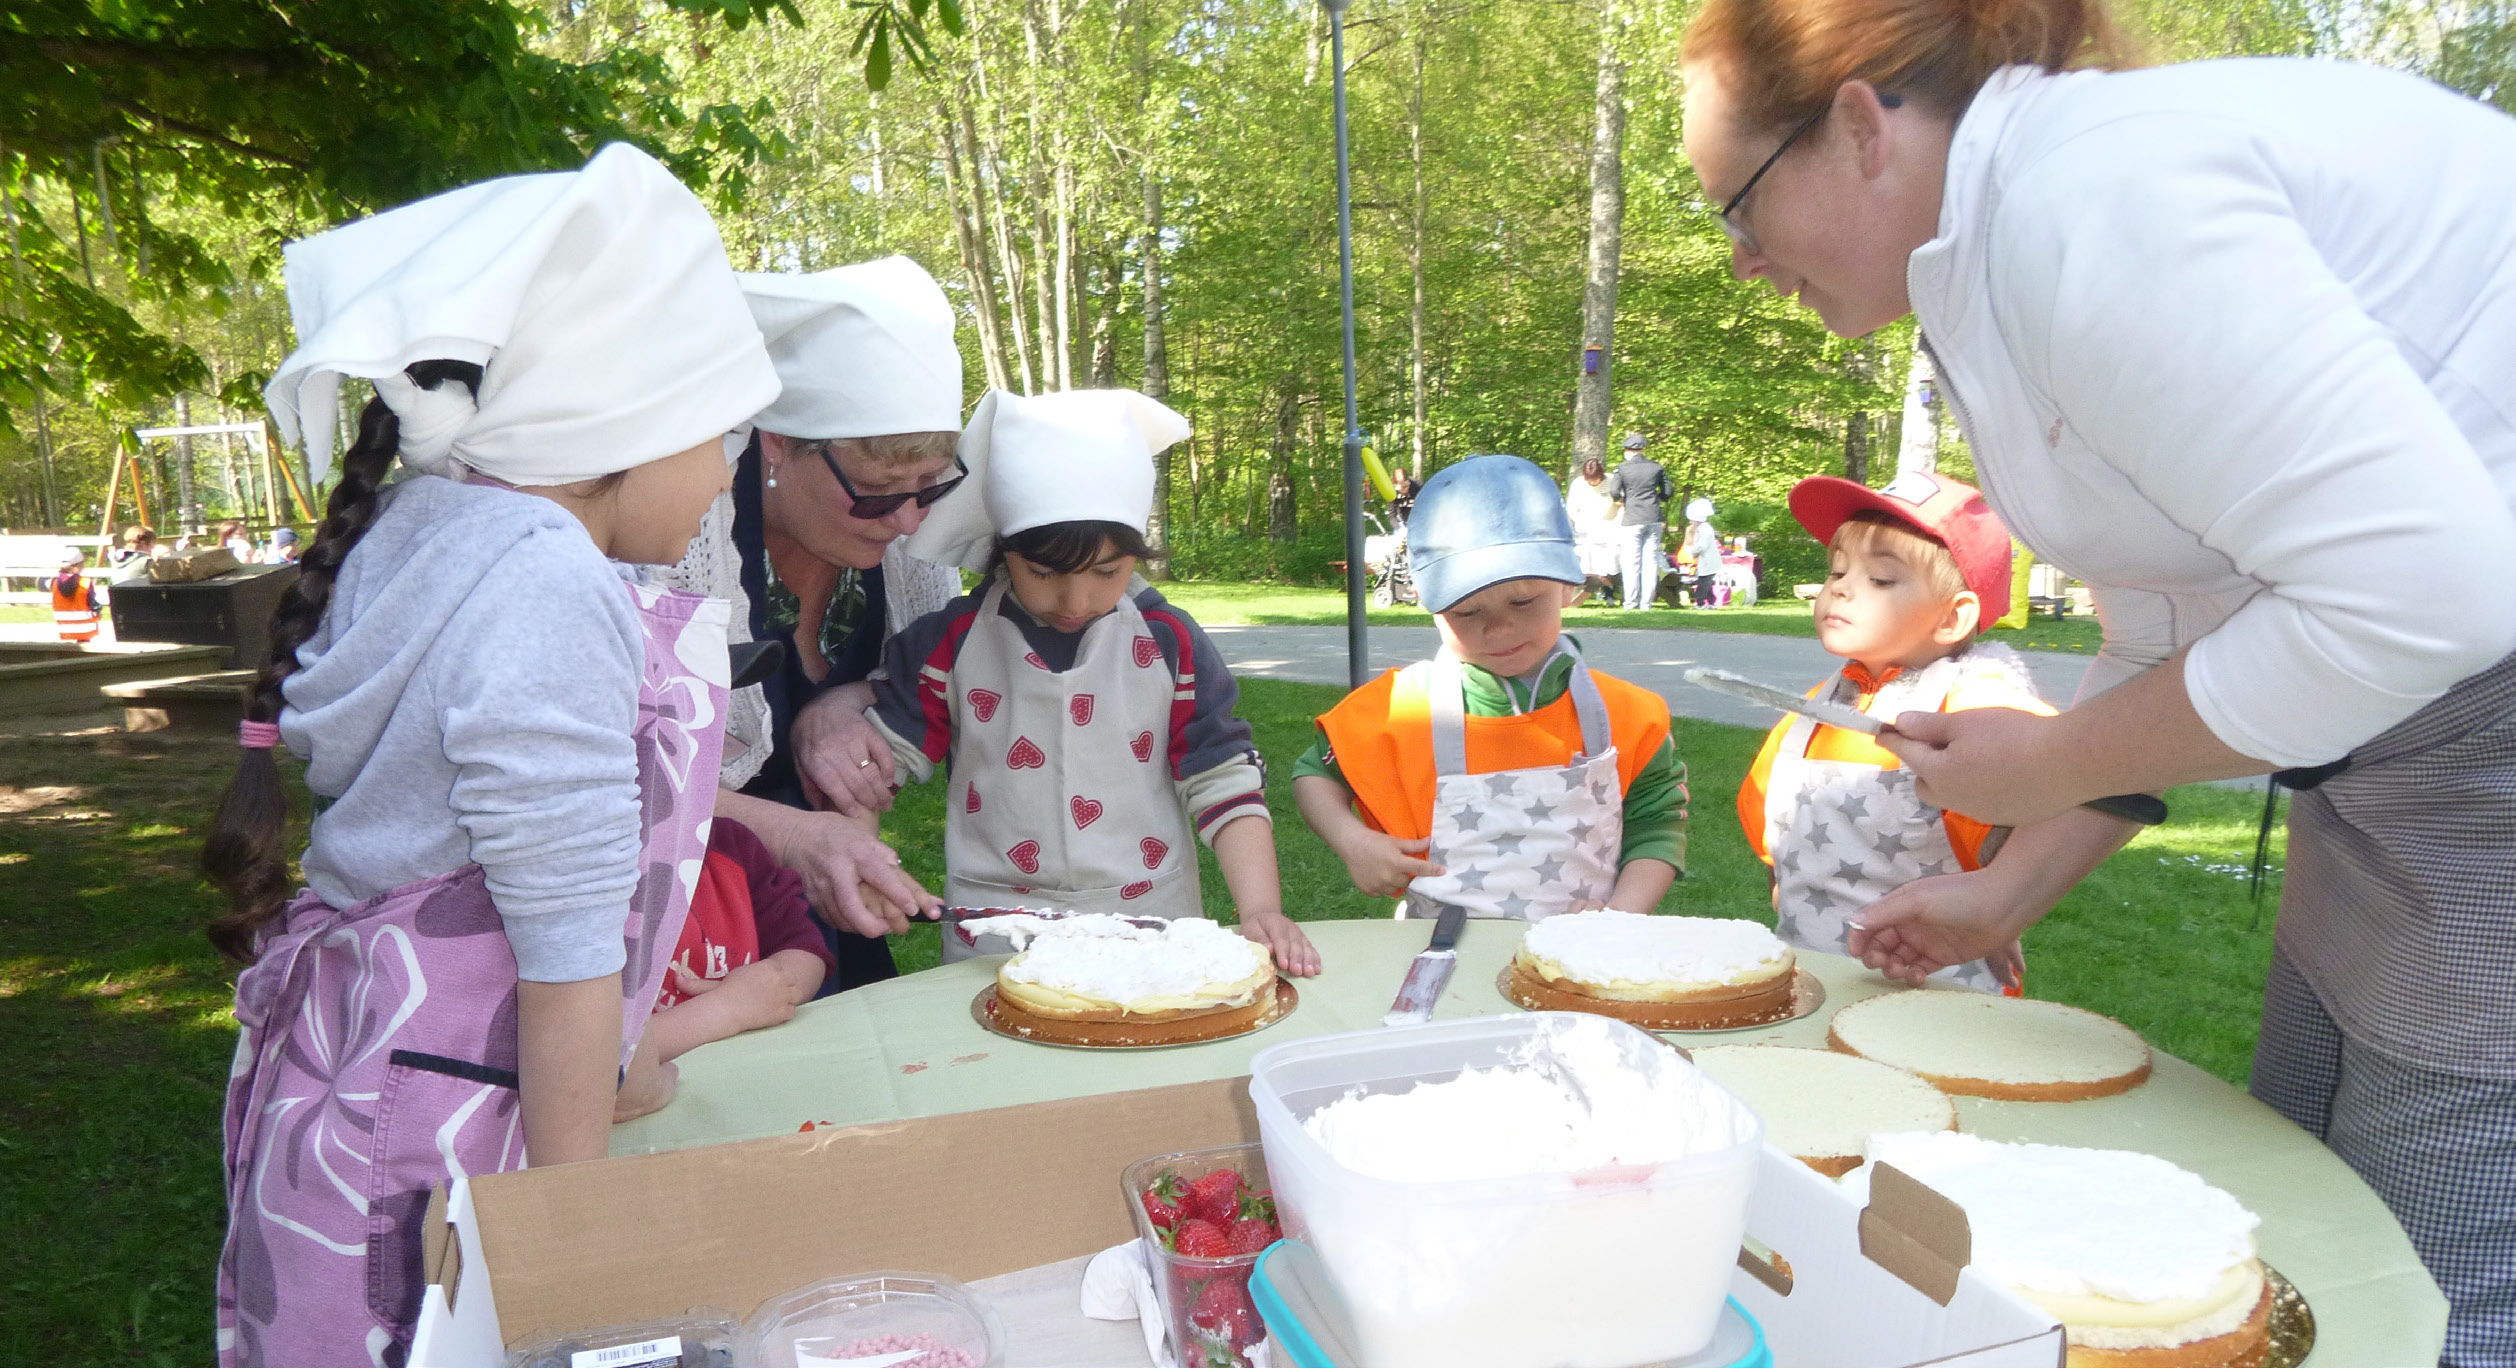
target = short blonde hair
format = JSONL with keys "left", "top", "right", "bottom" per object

{"left": 808, "top": 431, "right": 960, "bottom": 470}
{"left": 1832, "top": 513, "right": 1968, "bottom": 604}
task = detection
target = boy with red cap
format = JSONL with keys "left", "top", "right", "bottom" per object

{"left": 1736, "top": 471, "right": 2051, "bottom": 993}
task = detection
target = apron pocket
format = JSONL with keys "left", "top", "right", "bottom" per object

{"left": 366, "top": 1056, "right": 522, "bottom": 1345}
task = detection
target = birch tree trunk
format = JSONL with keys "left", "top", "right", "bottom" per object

{"left": 1089, "top": 251, "right": 1118, "bottom": 386}
{"left": 1267, "top": 378, "right": 1300, "bottom": 542}
{"left": 1140, "top": 162, "right": 1173, "bottom": 572}
{"left": 937, "top": 103, "right": 1015, "bottom": 391}
{"left": 965, "top": 90, "right": 1037, "bottom": 395}
{"left": 1569, "top": 4, "right": 1627, "bottom": 481}
{"left": 1895, "top": 333, "right": 1942, "bottom": 475}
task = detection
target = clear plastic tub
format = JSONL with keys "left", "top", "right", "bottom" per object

{"left": 1248, "top": 1012, "right": 1762, "bottom": 1368}
{"left": 740, "top": 1273, "right": 1004, "bottom": 1368}
{"left": 1121, "top": 1143, "right": 1277, "bottom": 1368}
{"left": 506, "top": 1312, "right": 740, "bottom": 1368}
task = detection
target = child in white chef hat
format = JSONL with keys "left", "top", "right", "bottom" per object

{"left": 207, "top": 144, "right": 776, "bottom": 1366}
{"left": 866, "top": 389, "right": 1320, "bottom": 975}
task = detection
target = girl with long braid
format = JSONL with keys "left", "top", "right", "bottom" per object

{"left": 203, "top": 145, "right": 777, "bottom": 1368}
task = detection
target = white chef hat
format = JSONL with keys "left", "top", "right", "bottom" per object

{"left": 263, "top": 143, "right": 778, "bottom": 486}
{"left": 904, "top": 388, "right": 1191, "bottom": 572}
{"left": 740, "top": 258, "right": 964, "bottom": 440}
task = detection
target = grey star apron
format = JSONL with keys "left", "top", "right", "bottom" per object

{"left": 942, "top": 579, "right": 1199, "bottom": 959}
{"left": 1402, "top": 646, "right": 1622, "bottom": 920}
{"left": 1763, "top": 654, "right": 2003, "bottom": 991}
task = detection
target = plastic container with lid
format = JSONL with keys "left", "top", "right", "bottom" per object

{"left": 739, "top": 1273, "right": 1005, "bottom": 1368}
{"left": 506, "top": 1312, "right": 740, "bottom": 1368}
{"left": 1248, "top": 1012, "right": 1763, "bottom": 1368}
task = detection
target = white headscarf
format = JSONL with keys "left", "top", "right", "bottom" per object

{"left": 905, "top": 388, "right": 1191, "bottom": 572}
{"left": 264, "top": 143, "right": 779, "bottom": 486}
{"left": 741, "top": 258, "right": 964, "bottom": 440}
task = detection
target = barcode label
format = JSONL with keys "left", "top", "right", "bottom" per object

{"left": 570, "top": 1335, "right": 682, "bottom": 1368}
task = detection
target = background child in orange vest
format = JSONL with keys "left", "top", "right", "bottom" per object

{"left": 868, "top": 388, "right": 1320, "bottom": 975}
{"left": 51, "top": 547, "right": 100, "bottom": 641}
{"left": 1737, "top": 471, "right": 2053, "bottom": 992}
{"left": 1294, "top": 455, "right": 1689, "bottom": 919}
{"left": 615, "top": 817, "right": 833, "bottom": 1121}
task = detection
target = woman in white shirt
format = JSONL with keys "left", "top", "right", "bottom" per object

{"left": 1564, "top": 456, "right": 1620, "bottom": 600}
{"left": 1680, "top": 1, "right": 2516, "bottom": 1359}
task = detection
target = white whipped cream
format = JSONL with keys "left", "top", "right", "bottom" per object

{"left": 962, "top": 913, "right": 1266, "bottom": 999}
{"left": 1521, "top": 910, "right": 1790, "bottom": 986}
{"left": 1305, "top": 1013, "right": 1749, "bottom": 1181}
{"left": 1843, "top": 1132, "right": 2259, "bottom": 1305}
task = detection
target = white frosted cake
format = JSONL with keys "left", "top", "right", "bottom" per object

{"left": 958, "top": 913, "right": 1276, "bottom": 1042}
{"left": 1508, "top": 911, "right": 1797, "bottom": 1028}
{"left": 1689, "top": 1045, "right": 1956, "bottom": 1175}
{"left": 1827, "top": 990, "right": 2152, "bottom": 1100}
{"left": 1845, "top": 1133, "right": 2270, "bottom": 1367}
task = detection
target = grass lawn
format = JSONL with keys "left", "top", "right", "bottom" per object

{"left": 1157, "top": 580, "right": 2106, "bottom": 655}
{"left": 5, "top": 683, "right": 2274, "bottom": 1363}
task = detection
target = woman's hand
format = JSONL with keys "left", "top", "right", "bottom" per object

{"left": 789, "top": 682, "right": 896, "bottom": 815}
{"left": 722, "top": 790, "right": 940, "bottom": 937}
{"left": 1877, "top": 707, "right": 2083, "bottom": 826}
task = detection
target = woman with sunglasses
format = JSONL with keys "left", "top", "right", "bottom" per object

{"left": 669, "top": 257, "right": 971, "bottom": 991}
{"left": 1678, "top": 0, "right": 2516, "bottom": 1358}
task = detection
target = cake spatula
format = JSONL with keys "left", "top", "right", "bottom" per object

{"left": 1384, "top": 903, "right": 1467, "bottom": 1027}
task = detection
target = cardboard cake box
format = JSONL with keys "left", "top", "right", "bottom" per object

{"left": 410, "top": 1078, "right": 2063, "bottom": 1368}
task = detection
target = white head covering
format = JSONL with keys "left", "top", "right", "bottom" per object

{"left": 905, "top": 388, "right": 1190, "bottom": 572}
{"left": 741, "top": 258, "right": 964, "bottom": 440}
{"left": 263, "top": 143, "right": 778, "bottom": 486}
{"left": 1686, "top": 498, "right": 1717, "bottom": 522}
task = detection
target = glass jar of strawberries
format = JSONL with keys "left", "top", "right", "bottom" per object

{"left": 1122, "top": 1144, "right": 1285, "bottom": 1368}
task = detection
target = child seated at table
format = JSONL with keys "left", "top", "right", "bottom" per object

{"left": 1293, "top": 455, "right": 1690, "bottom": 919}
{"left": 865, "top": 389, "right": 1319, "bottom": 975}
{"left": 616, "top": 817, "right": 832, "bottom": 1121}
{"left": 1735, "top": 472, "right": 2052, "bottom": 993}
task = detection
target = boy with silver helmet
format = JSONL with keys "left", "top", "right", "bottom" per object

{"left": 1292, "top": 455, "right": 1691, "bottom": 919}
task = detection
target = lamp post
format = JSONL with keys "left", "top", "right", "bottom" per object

{"left": 1324, "top": 0, "right": 1369, "bottom": 688}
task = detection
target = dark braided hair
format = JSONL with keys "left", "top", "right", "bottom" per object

{"left": 202, "top": 360, "right": 483, "bottom": 963}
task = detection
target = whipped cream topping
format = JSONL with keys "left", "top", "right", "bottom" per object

{"left": 1304, "top": 1014, "right": 1758, "bottom": 1182}
{"left": 1521, "top": 910, "right": 1790, "bottom": 986}
{"left": 961, "top": 913, "right": 1268, "bottom": 999}
{"left": 1843, "top": 1132, "right": 2259, "bottom": 1305}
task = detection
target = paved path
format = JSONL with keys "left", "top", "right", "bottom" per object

{"left": 1204, "top": 623, "right": 2095, "bottom": 730}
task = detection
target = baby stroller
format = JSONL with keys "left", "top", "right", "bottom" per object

{"left": 1363, "top": 508, "right": 1416, "bottom": 607}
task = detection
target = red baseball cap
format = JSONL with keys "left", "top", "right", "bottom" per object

{"left": 1790, "top": 470, "right": 2013, "bottom": 627}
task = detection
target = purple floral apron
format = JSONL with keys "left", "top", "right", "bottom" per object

{"left": 215, "top": 581, "right": 729, "bottom": 1368}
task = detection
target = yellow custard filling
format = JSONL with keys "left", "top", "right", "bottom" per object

{"left": 1521, "top": 948, "right": 1792, "bottom": 999}
{"left": 2012, "top": 1259, "right": 2260, "bottom": 1331}
{"left": 999, "top": 960, "right": 1274, "bottom": 1017}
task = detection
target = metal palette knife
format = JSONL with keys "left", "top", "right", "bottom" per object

{"left": 1384, "top": 903, "right": 1467, "bottom": 1026}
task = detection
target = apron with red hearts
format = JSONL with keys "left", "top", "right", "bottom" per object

{"left": 941, "top": 579, "right": 1198, "bottom": 959}
{"left": 214, "top": 581, "right": 728, "bottom": 1368}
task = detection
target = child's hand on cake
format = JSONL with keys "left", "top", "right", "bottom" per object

{"left": 1239, "top": 909, "right": 1322, "bottom": 978}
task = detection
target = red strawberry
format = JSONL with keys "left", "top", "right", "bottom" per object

{"left": 1226, "top": 1217, "right": 1276, "bottom": 1256}
{"left": 1071, "top": 795, "right": 1104, "bottom": 829}
{"left": 1007, "top": 735, "right": 1045, "bottom": 769}
{"left": 1133, "top": 634, "right": 1160, "bottom": 668}
{"left": 1140, "top": 1170, "right": 1186, "bottom": 1232}
{"left": 1119, "top": 880, "right": 1154, "bottom": 900}
{"left": 1140, "top": 836, "right": 1170, "bottom": 869}
{"left": 1131, "top": 730, "right": 1155, "bottom": 762}
{"left": 1070, "top": 693, "right": 1096, "bottom": 726}
{"left": 1007, "top": 840, "right": 1042, "bottom": 875}
{"left": 964, "top": 784, "right": 982, "bottom": 813}
{"left": 967, "top": 688, "right": 1001, "bottom": 722}
{"left": 1182, "top": 1169, "right": 1244, "bottom": 1225}
{"left": 1191, "top": 1276, "right": 1260, "bottom": 1348}
{"left": 1170, "top": 1217, "right": 1230, "bottom": 1259}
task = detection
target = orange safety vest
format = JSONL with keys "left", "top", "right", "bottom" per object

{"left": 51, "top": 574, "right": 99, "bottom": 642}
{"left": 1317, "top": 660, "right": 1670, "bottom": 840}
{"left": 1735, "top": 665, "right": 2054, "bottom": 872}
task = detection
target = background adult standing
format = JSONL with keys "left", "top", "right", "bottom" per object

{"left": 1679, "top": 3, "right": 2516, "bottom": 1358}
{"left": 1565, "top": 456, "right": 1622, "bottom": 602}
{"left": 668, "top": 257, "right": 969, "bottom": 991}
{"left": 1605, "top": 431, "right": 1673, "bottom": 610}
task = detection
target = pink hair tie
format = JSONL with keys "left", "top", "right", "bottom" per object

{"left": 239, "top": 720, "right": 283, "bottom": 750}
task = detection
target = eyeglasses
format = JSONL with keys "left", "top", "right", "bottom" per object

{"left": 814, "top": 442, "right": 968, "bottom": 520}
{"left": 1714, "top": 93, "right": 1901, "bottom": 254}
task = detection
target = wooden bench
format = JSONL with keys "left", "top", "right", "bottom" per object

{"left": 99, "top": 670, "right": 256, "bottom": 734}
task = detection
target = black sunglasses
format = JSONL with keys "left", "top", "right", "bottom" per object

{"left": 1715, "top": 93, "right": 1902, "bottom": 252}
{"left": 815, "top": 442, "right": 969, "bottom": 520}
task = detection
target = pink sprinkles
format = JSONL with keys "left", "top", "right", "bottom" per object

{"left": 818, "top": 1332, "right": 975, "bottom": 1367}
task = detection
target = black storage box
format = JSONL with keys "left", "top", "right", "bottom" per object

{"left": 109, "top": 565, "right": 300, "bottom": 668}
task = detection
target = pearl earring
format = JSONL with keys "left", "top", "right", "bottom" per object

{"left": 765, "top": 467, "right": 778, "bottom": 488}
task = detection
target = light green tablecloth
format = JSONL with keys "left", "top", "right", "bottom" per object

{"left": 612, "top": 919, "right": 2445, "bottom": 1366}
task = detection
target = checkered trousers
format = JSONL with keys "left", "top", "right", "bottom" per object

{"left": 2254, "top": 952, "right": 2516, "bottom": 1368}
